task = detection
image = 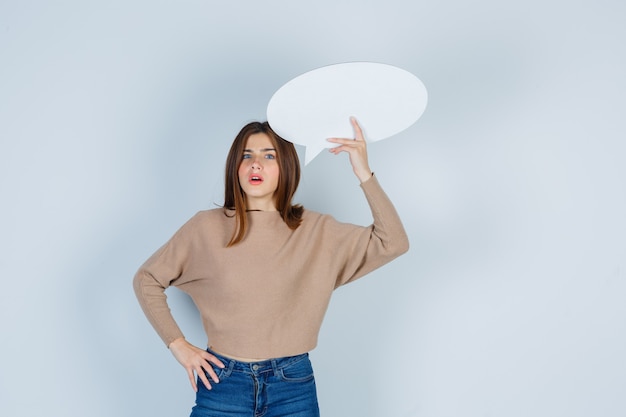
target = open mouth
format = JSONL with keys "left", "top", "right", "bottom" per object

{"left": 249, "top": 175, "right": 264, "bottom": 185}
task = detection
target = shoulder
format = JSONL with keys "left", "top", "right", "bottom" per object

{"left": 167, "top": 208, "right": 233, "bottom": 245}
{"left": 301, "top": 208, "right": 327, "bottom": 223}
{"left": 178, "top": 208, "right": 232, "bottom": 231}
{"left": 300, "top": 208, "right": 356, "bottom": 232}
{"left": 193, "top": 207, "right": 230, "bottom": 220}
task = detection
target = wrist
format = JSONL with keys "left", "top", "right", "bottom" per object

{"left": 168, "top": 337, "right": 187, "bottom": 349}
{"left": 356, "top": 170, "right": 373, "bottom": 183}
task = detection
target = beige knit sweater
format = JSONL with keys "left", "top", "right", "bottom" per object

{"left": 133, "top": 175, "right": 409, "bottom": 359}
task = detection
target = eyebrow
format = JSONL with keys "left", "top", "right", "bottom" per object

{"left": 243, "top": 148, "right": 276, "bottom": 152}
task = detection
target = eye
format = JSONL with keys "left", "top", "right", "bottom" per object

{"left": 265, "top": 154, "right": 276, "bottom": 160}
{"left": 242, "top": 154, "right": 251, "bottom": 160}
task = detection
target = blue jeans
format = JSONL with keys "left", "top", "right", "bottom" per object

{"left": 190, "top": 348, "right": 320, "bottom": 417}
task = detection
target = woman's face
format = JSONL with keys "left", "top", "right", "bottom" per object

{"left": 238, "top": 133, "right": 280, "bottom": 211}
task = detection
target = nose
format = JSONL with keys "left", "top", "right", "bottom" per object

{"left": 250, "top": 156, "right": 263, "bottom": 170}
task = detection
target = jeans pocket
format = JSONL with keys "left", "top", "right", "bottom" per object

{"left": 278, "top": 357, "right": 315, "bottom": 383}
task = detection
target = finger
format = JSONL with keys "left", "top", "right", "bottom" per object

{"left": 197, "top": 367, "right": 214, "bottom": 390}
{"left": 350, "top": 117, "right": 363, "bottom": 138}
{"left": 187, "top": 368, "right": 199, "bottom": 392}
{"left": 328, "top": 144, "right": 349, "bottom": 155}
{"left": 204, "top": 353, "right": 226, "bottom": 369}
{"left": 203, "top": 363, "right": 221, "bottom": 384}
{"left": 327, "top": 137, "right": 364, "bottom": 145}
{"left": 199, "top": 355, "right": 222, "bottom": 383}
{"left": 328, "top": 143, "right": 366, "bottom": 155}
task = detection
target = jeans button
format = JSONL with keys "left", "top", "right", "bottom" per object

{"left": 252, "top": 364, "right": 259, "bottom": 371}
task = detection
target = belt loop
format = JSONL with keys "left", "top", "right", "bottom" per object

{"left": 271, "top": 358, "right": 279, "bottom": 376}
{"left": 224, "top": 358, "right": 235, "bottom": 377}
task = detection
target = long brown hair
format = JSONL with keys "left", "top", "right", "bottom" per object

{"left": 224, "top": 121, "right": 303, "bottom": 246}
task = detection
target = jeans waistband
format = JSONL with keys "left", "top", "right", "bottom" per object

{"left": 206, "top": 347, "right": 309, "bottom": 376}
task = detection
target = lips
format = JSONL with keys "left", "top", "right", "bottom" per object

{"left": 248, "top": 174, "right": 264, "bottom": 185}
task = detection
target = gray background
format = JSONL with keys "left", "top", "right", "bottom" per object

{"left": 1, "top": 1, "right": 625, "bottom": 416}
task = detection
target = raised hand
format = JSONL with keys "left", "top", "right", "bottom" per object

{"left": 327, "top": 117, "right": 373, "bottom": 183}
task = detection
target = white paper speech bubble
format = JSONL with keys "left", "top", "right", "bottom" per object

{"left": 267, "top": 62, "right": 427, "bottom": 165}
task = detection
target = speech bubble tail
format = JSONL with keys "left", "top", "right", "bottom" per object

{"left": 304, "top": 144, "right": 326, "bottom": 165}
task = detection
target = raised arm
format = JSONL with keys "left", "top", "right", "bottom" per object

{"left": 324, "top": 117, "right": 409, "bottom": 287}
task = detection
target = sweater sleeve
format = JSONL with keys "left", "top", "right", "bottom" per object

{"left": 333, "top": 174, "right": 410, "bottom": 288}
{"left": 132, "top": 215, "right": 198, "bottom": 347}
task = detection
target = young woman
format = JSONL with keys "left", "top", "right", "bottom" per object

{"left": 133, "top": 117, "right": 409, "bottom": 416}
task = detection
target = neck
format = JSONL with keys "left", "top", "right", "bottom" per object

{"left": 245, "top": 198, "right": 278, "bottom": 212}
